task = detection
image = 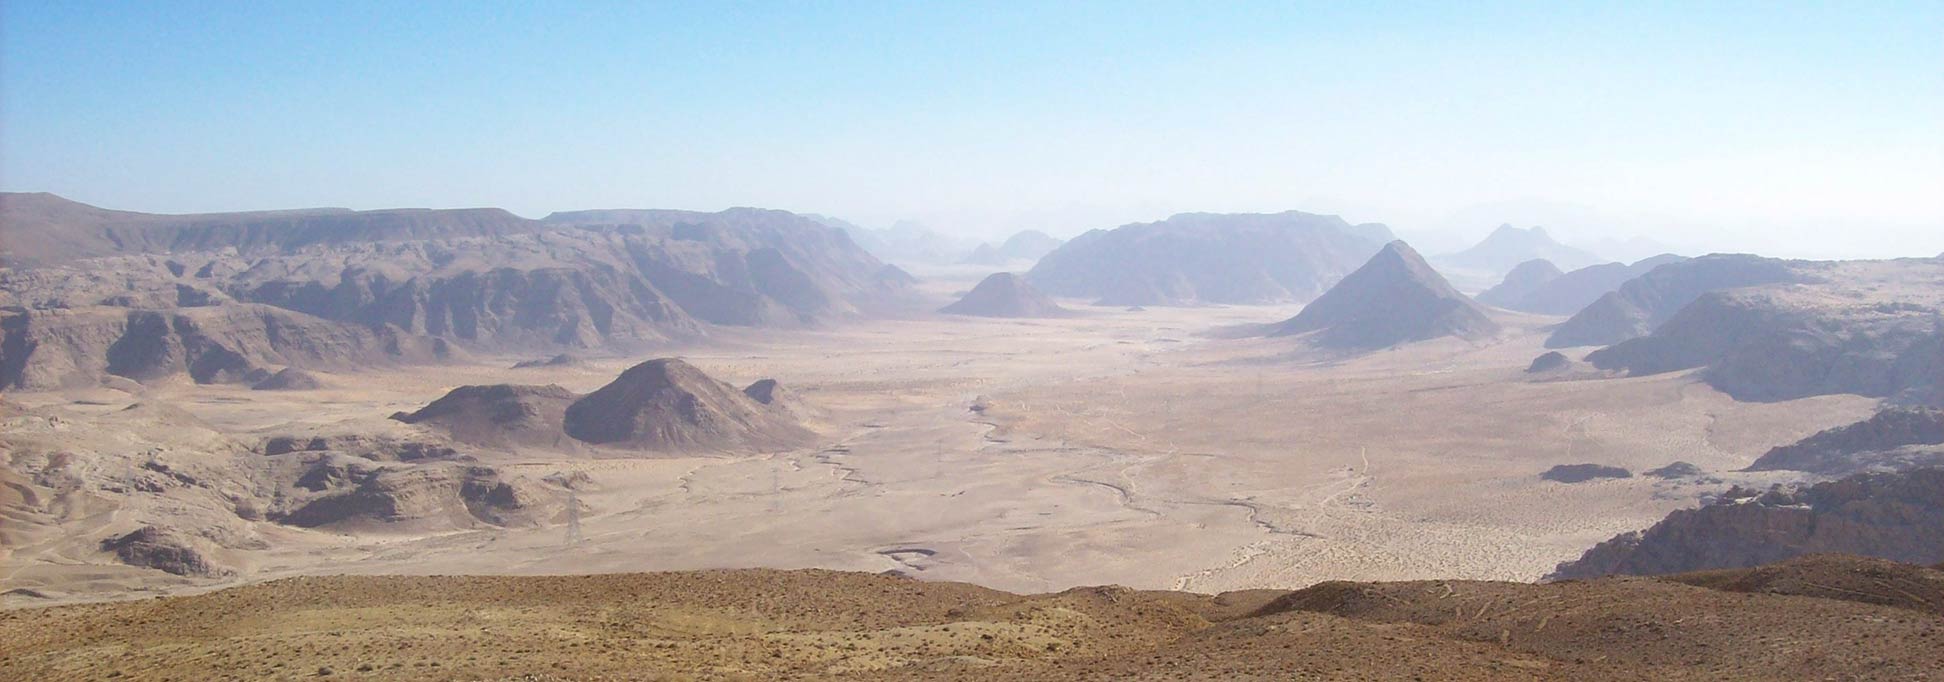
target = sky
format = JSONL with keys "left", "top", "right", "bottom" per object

{"left": 2, "top": 1, "right": 1940, "bottom": 259}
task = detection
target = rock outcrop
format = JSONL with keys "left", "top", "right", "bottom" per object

{"left": 1540, "top": 463, "right": 1632, "bottom": 483}
{"left": 1743, "top": 408, "right": 1944, "bottom": 476}
{"left": 1526, "top": 351, "right": 1572, "bottom": 373}
{"left": 251, "top": 367, "right": 325, "bottom": 390}
{"left": 265, "top": 457, "right": 555, "bottom": 531}
{"left": 1545, "top": 254, "right": 1807, "bottom": 348}
{"left": 1026, "top": 212, "right": 1393, "bottom": 306}
{"left": 939, "top": 273, "right": 1070, "bottom": 318}
{"left": 563, "top": 358, "right": 814, "bottom": 452}
{"left": 1549, "top": 468, "right": 1944, "bottom": 580}
{"left": 392, "top": 384, "right": 579, "bottom": 450}
{"left": 1269, "top": 241, "right": 1500, "bottom": 349}
{"left": 100, "top": 526, "right": 231, "bottom": 578}
{"left": 1583, "top": 258, "right": 1944, "bottom": 402}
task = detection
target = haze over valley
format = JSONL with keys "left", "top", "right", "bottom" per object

{"left": 4, "top": 3, "right": 1942, "bottom": 679}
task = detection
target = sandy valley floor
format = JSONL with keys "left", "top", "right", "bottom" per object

{"left": 0, "top": 279, "right": 1879, "bottom": 603}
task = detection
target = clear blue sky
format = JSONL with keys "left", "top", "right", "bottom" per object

{"left": 3, "top": 1, "right": 1939, "bottom": 257}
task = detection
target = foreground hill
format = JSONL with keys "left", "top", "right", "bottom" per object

{"left": 0, "top": 194, "right": 915, "bottom": 389}
{"left": 1025, "top": 211, "right": 1393, "bottom": 306}
{"left": 3, "top": 556, "right": 1939, "bottom": 681}
{"left": 1271, "top": 241, "right": 1500, "bottom": 349}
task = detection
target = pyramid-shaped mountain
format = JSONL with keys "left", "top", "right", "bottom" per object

{"left": 940, "top": 272, "right": 1070, "bottom": 318}
{"left": 1271, "top": 241, "right": 1501, "bottom": 348}
{"left": 563, "top": 358, "right": 813, "bottom": 452}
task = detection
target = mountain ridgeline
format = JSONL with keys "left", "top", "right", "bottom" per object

{"left": 0, "top": 194, "right": 917, "bottom": 389}
{"left": 1025, "top": 211, "right": 1395, "bottom": 306}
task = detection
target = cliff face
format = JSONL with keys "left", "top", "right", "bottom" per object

{"left": 0, "top": 197, "right": 915, "bottom": 388}
{"left": 1549, "top": 468, "right": 1944, "bottom": 580}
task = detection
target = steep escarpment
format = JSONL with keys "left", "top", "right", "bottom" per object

{"left": 1546, "top": 254, "right": 1808, "bottom": 348}
{"left": 1270, "top": 241, "right": 1500, "bottom": 349}
{"left": 0, "top": 304, "right": 450, "bottom": 389}
{"left": 1583, "top": 258, "right": 1944, "bottom": 402}
{"left": 1549, "top": 468, "right": 1944, "bottom": 580}
{"left": 563, "top": 358, "right": 814, "bottom": 452}
{"left": 1026, "top": 211, "right": 1393, "bottom": 305}
{"left": 1, "top": 197, "right": 916, "bottom": 387}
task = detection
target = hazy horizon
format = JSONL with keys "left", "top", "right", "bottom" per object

{"left": 4, "top": 2, "right": 1939, "bottom": 259}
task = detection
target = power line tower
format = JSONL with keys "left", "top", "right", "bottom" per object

{"left": 565, "top": 488, "right": 583, "bottom": 546}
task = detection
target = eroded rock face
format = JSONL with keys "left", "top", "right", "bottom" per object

{"left": 1583, "top": 259, "right": 1944, "bottom": 403}
{"left": 0, "top": 195, "right": 916, "bottom": 388}
{"left": 1549, "top": 468, "right": 1944, "bottom": 580}
{"left": 939, "top": 273, "right": 1070, "bottom": 318}
{"left": 563, "top": 358, "right": 813, "bottom": 452}
{"left": 101, "top": 526, "right": 230, "bottom": 578}
{"left": 264, "top": 456, "right": 553, "bottom": 531}
{"left": 1026, "top": 212, "right": 1393, "bottom": 306}
{"left": 1546, "top": 254, "right": 1807, "bottom": 348}
{"left": 1271, "top": 241, "right": 1500, "bottom": 349}
{"left": 1744, "top": 408, "right": 1944, "bottom": 476}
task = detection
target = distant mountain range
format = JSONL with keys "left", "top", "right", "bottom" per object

{"left": 1432, "top": 224, "right": 1612, "bottom": 292}
{"left": 1026, "top": 211, "right": 1395, "bottom": 306}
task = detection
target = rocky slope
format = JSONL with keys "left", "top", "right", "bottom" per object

{"left": 0, "top": 195, "right": 914, "bottom": 388}
{"left": 562, "top": 358, "right": 815, "bottom": 452}
{"left": 1743, "top": 407, "right": 1944, "bottom": 476}
{"left": 1583, "top": 258, "right": 1944, "bottom": 402}
{"left": 1025, "top": 211, "right": 1393, "bottom": 306}
{"left": 1270, "top": 241, "right": 1500, "bottom": 349}
{"left": 1549, "top": 467, "right": 1944, "bottom": 579}
{"left": 4, "top": 556, "right": 1940, "bottom": 681}
{"left": 939, "top": 272, "right": 1071, "bottom": 318}
{"left": 390, "top": 384, "right": 580, "bottom": 450}
{"left": 1546, "top": 254, "right": 1807, "bottom": 348}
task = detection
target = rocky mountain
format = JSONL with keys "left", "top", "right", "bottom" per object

{"left": 1584, "top": 258, "right": 1944, "bottom": 402}
{"left": 392, "top": 384, "right": 581, "bottom": 450}
{"left": 960, "top": 230, "right": 1064, "bottom": 266}
{"left": 1545, "top": 254, "right": 1808, "bottom": 348}
{"left": 562, "top": 358, "right": 814, "bottom": 452}
{"left": 1549, "top": 467, "right": 1944, "bottom": 580}
{"left": 1743, "top": 408, "right": 1944, "bottom": 476}
{"left": 1025, "top": 211, "right": 1394, "bottom": 306}
{"left": 939, "top": 272, "right": 1070, "bottom": 318}
{"left": 250, "top": 367, "right": 325, "bottom": 391}
{"left": 0, "top": 195, "right": 914, "bottom": 389}
{"left": 1485, "top": 254, "right": 1687, "bottom": 316}
{"left": 1433, "top": 224, "right": 1608, "bottom": 291}
{"left": 1475, "top": 258, "right": 1564, "bottom": 309}
{"left": 1270, "top": 241, "right": 1500, "bottom": 349}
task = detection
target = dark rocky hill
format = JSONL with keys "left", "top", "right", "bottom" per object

{"left": 1744, "top": 408, "right": 1944, "bottom": 476}
{"left": 1545, "top": 254, "right": 1807, "bottom": 348}
{"left": 939, "top": 272, "right": 1070, "bottom": 318}
{"left": 563, "top": 358, "right": 813, "bottom": 452}
{"left": 1475, "top": 258, "right": 1563, "bottom": 308}
{"left": 1270, "top": 241, "right": 1500, "bottom": 349}
{"left": 1490, "top": 254, "right": 1687, "bottom": 316}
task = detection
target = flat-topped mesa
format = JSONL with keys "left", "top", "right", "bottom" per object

{"left": 1270, "top": 240, "right": 1501, "bottom": 349}
{"left": 939, "top": 272, "right": 1071, "bottom": 318}
{"left": 563, "top": 358, "right": 813, "bottom": 452}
